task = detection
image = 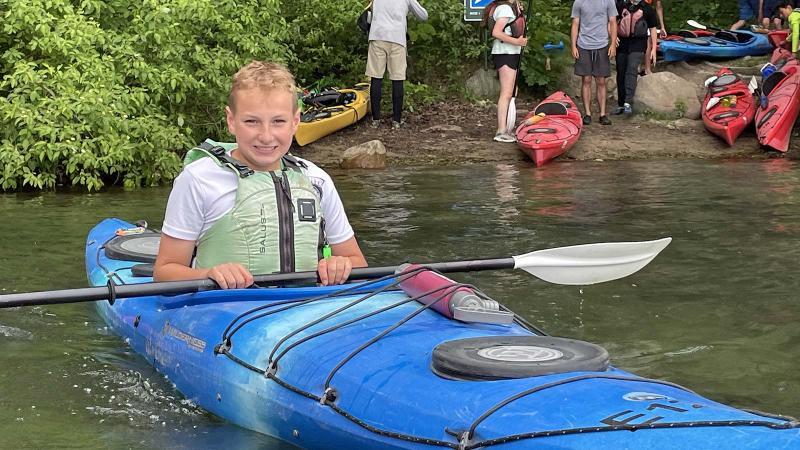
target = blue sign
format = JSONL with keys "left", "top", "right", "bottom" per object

{"left": 464, "top": 0, "right": 494, "bottom": 21}
{"left": 469, "top": 0, "right": 493, "bottom": 7}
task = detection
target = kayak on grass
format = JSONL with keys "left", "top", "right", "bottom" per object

{"left": 701, "top": 68, "right": 757, "bottom": 146}
{"left": 295, "top": 83, "right": 369, "bottom": 146}
{"left": 658, "top": 30, "right": 772, "bottom": 62}
{"left": 756, "top": 48, "right": 800, "bottom": 152}
{"left": 82, "top": 217, "right": 800, "bottom": 449}
{"left": 514, "top": 91, "right": 582, "bottom": 167}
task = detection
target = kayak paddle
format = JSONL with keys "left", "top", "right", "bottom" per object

{"left": 0, "top": 238, "right": 671, "bottom": 309}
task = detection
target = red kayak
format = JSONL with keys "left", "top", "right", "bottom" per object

{"left": 515, "top": 92, "right": 582, "bottom": 166}
{"left": 768, "top": 30, "right": 789, "bottom": 49}
{"left": 701, "top": 68, "right": 756, "bottom": 146}
{"left": 755, "top": 53, "right": 800, "bottom": 152}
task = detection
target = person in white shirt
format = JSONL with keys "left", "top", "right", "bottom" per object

{"left": 365, "top": 0, "right": 428, "bottom": 129}
{"left": 154, "top": 61, "right": 367, "bottom": 289}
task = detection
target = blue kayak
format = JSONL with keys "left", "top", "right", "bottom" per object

{"left": 659, "top": 30, "right": 772, "bottom": 62}
{"left": 86, "top": 218, "right": 800, "bottom": 449}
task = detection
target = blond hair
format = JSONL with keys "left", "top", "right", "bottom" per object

{"left": 228, "top": 61, "right": 298, "bottom": 111}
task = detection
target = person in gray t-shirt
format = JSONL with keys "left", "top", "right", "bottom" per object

{"left": 571, "top": 0, "right": 618, "bottom": 126}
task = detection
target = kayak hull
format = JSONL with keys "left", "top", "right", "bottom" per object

{"left": 515, "top": 91, "right": 582, "bottom": 167}
{"left": 756, "top": 55, "right": 800, "bottom": 152}
{"left": 701, "top": 68, "right": 757, "bottom": 146}
{"left": 659, "top": 30, "right": 772, "bottom": 62}
{"left": 85, "top": 218, "right": 800, "bottom": 449}
{"left": 295, "top": 85, "right": 369, "bottom": 146}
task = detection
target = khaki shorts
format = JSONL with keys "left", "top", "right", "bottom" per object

{"left": 366, "top": 40, "right": 407, "bottom": 80}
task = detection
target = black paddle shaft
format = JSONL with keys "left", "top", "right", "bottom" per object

{"left": 0, "top": 258, "right": 516, "bottom": 309}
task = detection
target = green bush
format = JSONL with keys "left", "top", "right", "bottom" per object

{"left": 0, "top": 0, "right": 288, "bottom": 190}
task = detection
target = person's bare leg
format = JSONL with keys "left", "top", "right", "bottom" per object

{"left": 731, "top": 19, "right": 746, "bottom": 30}
{"left": 644, "top": 38, "right": 654, "bottom": 74}
{"left": 596, "top": 76, "right": 607, "bottom": 117}
{"left": 496, "top": 65, "right": 516, "bottom": 134}
{"left": 581, "top": 76, "right": 592, "bottom": 117}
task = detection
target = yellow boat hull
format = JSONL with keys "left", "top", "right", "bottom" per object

{"left": 295, "top": 86, "right": 370, "bottom": 146}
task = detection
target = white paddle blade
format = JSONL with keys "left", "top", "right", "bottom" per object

{"left": 505, "top": 98, "right": 517, "bottom": 134}
{"left": 704, "top": 75, "right": 718, "bottom": 87}
{"left": 687, "top": 19, "right": 706, "bottom": 30}
{"left": 512, "top": 237, "right": 672, "bottom": 285}
{"left": 748, "top": 76, "right": 758, "bottom": 94}
{"left": 706, "top": 96, "right": 720, "bottom": 111}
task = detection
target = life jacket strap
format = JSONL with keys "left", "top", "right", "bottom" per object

{"left": 196, "top": 141, "right": 255, "bottom": 178}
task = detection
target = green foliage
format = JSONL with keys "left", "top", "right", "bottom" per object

{"left": 0, "top": 0, "right": 745, "bottom": 191}
{"left": 0, "top": 0, "right": 289, "bottom": 191}
{"left": 663, "top": 0, "right": 738, "bottom": 31}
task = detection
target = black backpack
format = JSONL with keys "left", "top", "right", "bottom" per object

{"left": 357, "top": 2, "right": 372, "bottom": 35}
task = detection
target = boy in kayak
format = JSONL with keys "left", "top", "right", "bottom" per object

{"left": 777, "top": 0, "right": 800, "bottom": 52}
{"left": 154, "top": 61, "right": 368, "bottom": 289}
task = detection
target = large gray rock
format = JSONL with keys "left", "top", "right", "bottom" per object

{"left": 635, "top": 72, "right": 701, "bottom": 119}
{"left": 340, "top": 140, "right": 387, "bottom": 169}
{"left": 465, "top": 69, "right": 500, "bottom": 100}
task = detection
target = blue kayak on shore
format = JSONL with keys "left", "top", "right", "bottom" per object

{"left": 85, "top": 218, "right": 800, "bottom": 449}
{"left": 659, "top": 30, "right": 772, "bottom": 62}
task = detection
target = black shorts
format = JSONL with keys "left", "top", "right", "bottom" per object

{"left": 574, "top": 46, "right": 611, "bottom": 77}
{"left": 493, "top": 53, "right": 520, "bottom": 70}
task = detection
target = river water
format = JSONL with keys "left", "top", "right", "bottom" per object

{"left": 1, "top": 160, "right": 798, "bottom": 449}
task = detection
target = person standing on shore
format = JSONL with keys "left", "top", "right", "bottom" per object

{"left": 571, "top": 0, "right": 618, "bottom": 126}
{"left": 487, "top": 0, "right": 529, "bottom": 143}
{"left": 731, "top": 0, "right": 765, "bottom": 29}
{"left": 614, "top": 0, "right": 658, "bottom": 115}
{"left": 366, "top": 0, "right": 428, "bottom": 130}
{"left": 642, "top": 0, "right": 666, "bottom": 75}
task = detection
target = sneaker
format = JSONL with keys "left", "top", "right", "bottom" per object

{"left": 623, "top": 103, "right": 633, "bottom": 115}
{"left": 611, "top": 106, "right": 625, "bottom": 115}
{"left": 582, "top": 115, "right": 592, "bottom": 125}
{"left": 599, "top": 115, "right": 612, "bottom": 125}
{"left": 391, "top": 120, "right": 404, "bottom": 130}
{"left": 370, "top": 119, "right": 381, "bottom": 129}
{"left": 493, "top": 132, "right": 516, "bottom": 143}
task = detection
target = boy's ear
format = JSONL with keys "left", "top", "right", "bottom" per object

{"left": 225, "top": 105, "right": 236, "bottom": 134}
{"left": 292, "top": 108, "right": 301, "bottom": 130}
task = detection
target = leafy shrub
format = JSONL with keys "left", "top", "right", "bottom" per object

{"left": 0, "top": 0, "right": 288, "bottom": 190}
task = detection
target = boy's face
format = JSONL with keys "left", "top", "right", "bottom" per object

{"left": 780, "top": 6, "right": 792, "bottom": 18}
{"left": 226, "top": 87, "right": 299, "bottom": 172}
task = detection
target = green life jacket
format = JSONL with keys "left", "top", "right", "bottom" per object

{"left": 185, "top": 139, "right": 326, "bottom": 274}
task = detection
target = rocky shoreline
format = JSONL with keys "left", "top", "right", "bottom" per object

{"left": 293, "top": 56, "right": 798, "bottom": 169}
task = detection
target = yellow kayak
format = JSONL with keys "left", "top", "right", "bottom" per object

{"left": 295, "top": 83, "right": 370, "bottom": 146}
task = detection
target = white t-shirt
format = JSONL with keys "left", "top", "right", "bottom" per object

{"left": 491, "top": 4, "right": 522, "bottom": 55}
{"left": 162, "top": 155, "right": 355, "bottom": 245}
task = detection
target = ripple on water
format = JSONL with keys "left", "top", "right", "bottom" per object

{"left": 80, "top": 355, "right": 203, "bottom": 428}
{"left": 0, "top": 324, "right": 33, "bottom": 339}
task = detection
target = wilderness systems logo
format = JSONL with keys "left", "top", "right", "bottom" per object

{"left": 161, "top": 321, "right": 207, "bottom": 352}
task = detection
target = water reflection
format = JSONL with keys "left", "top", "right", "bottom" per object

{"left": 1, "top": 160, "right": 799, "bottom": 449}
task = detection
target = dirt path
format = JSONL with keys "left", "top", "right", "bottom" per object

{"left": 292, "top": 100, "right": 795, "bottom": 168}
